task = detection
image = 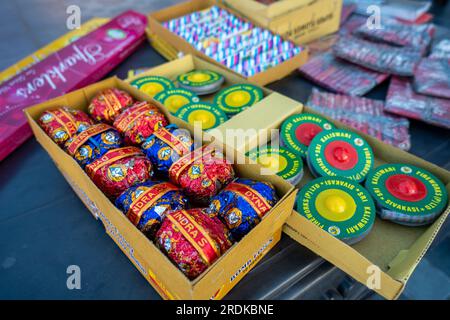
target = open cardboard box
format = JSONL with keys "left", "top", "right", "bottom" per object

{"left": 222, "top": 0, "right": 343, "bottom": 45}
{"left": 216, "top": 102, "right": 450, "bottom": 299}
{"left": 126, "top": 54, "right": 303, "bottom": 153}
{"left": 147, "top": 0, "right": 309, "bottom": 86}
{"left": 24, "top": 77, "right": 297, "bottom": 300}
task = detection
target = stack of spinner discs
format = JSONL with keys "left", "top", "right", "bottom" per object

{"left": 297, "top": 176, "right": 376, "bottom": 244}
{"left": 247, "top": 146, "right": 304, "bottom": 185}
{"left": 307, "top": 129, "right": 374, "bottom": 183}
{"left": 214, "top": 84, "right": 263, "bottom": 116}
{"left": 129, "top": 75, "right": 175, "bottom": 97}
{"left": 177, "top": 70, "right": 224, "bottom": 95}
{"left": 280, "top": 113, "right": 335, "bottom": 158}
{"left": 365, "top": 164, "right": 449, "bottom": 226}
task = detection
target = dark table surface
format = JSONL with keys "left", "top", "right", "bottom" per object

{"left": 0, "top": 0, "right": 449, "bottom": 300}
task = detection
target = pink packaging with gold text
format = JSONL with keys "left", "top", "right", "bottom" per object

{"left": 0, "top": 10, "right": 147, "bottom": 161}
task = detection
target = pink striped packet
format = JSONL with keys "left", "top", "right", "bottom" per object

{"left": 299, "top": 52, "right": 389, "bottom": 96}
{"left": 413, "top": 58, "right": 450, "bottom": 99}
{"left": 385, "top": 77, "right": 450, "bottom": 129}
{"left": 307, "top": 88, "right": 411, "bottom": 150}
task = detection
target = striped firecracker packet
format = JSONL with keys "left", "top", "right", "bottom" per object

{"left": 307, "top": 88, "right": 411, "bottom": 150}
{"left": 333, "top": 35, "right": 422, "bottom": 76}
{"left": 414, "top": 58, "right": 450, "bottom": 99}
{"left": 385, "top": 77, "right": 450, "bottom": 129}
{"left": 299, "top": 52, "right": 389, "bottom": 96}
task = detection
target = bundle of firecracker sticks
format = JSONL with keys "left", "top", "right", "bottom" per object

{"left": 299, "top": 5, "right": 450, "bottom": 146}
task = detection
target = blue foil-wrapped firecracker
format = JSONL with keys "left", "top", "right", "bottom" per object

{"left": 208, "top": 178, "right": 279, "bottom": 241}
{"left": 65, "top": 123, "right": 123, "bottom": 168}
{"left": 115, "top": 181, "right": 188, "bottom": 240}
{"left": 141, "top": 124, "right": 196, "bottom": 176}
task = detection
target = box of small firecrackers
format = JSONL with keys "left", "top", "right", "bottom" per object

{"left": 219, "top": 103, "right": 450, "bottom": 300}
{"left": 146, "top": 0, "right": 309, "bottom": 86}
{"left": 126, "top": 54, "right": 302, "bottom": 153}
{"left": 223, "top": 0, "right": 343, "bottom": 45}
{"left": 24, "top": 77, "right": 297, "bottom": 300}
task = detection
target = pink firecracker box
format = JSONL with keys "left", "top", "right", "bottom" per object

{"left": 0, "top": 10, "right": 147, "bottom": 161}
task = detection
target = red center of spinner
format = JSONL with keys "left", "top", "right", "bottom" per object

{"left": 324, "top": 141, "right": 358, "bottom": 170}
{"left": 295, "top": 123, "right": 323, "bottom": 146}
{"left": 385, "top": 174, "right": 427, "bottom": 202}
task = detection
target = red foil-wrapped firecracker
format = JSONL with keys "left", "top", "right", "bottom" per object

{"left": 168, "top": 145, "right": 235, "bottom": 205}
{"left": 156, "top": 208, "right": 233, "bottom": 279}
{"left": 88, "top": 88, "right": 134, "bottom": 123}
{"left": 85, "top": 146, "right": 153, "bottom": 199}
{"left": 113, "top": 101, "right": 168, "bottom": 145}
{"left": 38, "top": 107, "right": 95, "bottom": 147}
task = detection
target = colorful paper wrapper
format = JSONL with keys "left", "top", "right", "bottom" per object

{"left": 208, "top": 178, "right": 278, "bottom": 241}
{"left": 39, "top": 107, "right": 95, "bottom": 147}
{"left": 115, "top": 181, "right": 188, "bottom": 240}
{"left": 64, "top": 123, "right": 123, "bottom": 168}
{"left": 156, "top": 208, "right": 232, "bottom": 279}
{"left": 86, "top": 146, "right": 153, "bottom": 199}
{"left": 113, "top": 101, "right": 168, "bottom": 145}
{"left": 141, "top": 124, "right": 196, "bottom": 176}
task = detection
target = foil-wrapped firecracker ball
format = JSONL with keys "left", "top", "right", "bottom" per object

{"left": 208, "top": 178, "right": 279, "bottom": 241}
{"left": 141, "top": 124, "right": 196, "bottom": 176}
{"left": 156, "top": 208, "right": 233, "bottom": 279}
{"left": 86, "top": 146, "right": 153, "bottom": 199}
{"left": 88, "top": 88, "right": 134, "bottom": 123}
{"left": 115, "top": 181, "right": 188, "bottom": 239}
{"left": 65, "top": 123, "right": 123, "bottom": 168}
{"left": 39, "top": 107, "right": 95, "bottom": 147}
{"left": 113, "top": 101, "right": 169, "bottom": 145}
{"left": 168, "top": 145, "right": 235, "bottom": 205}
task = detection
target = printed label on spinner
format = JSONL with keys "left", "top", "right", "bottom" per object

{"left": 176, "top": 103, "right": 227, "bottom": 129}
{"left": 67, "top": 123, "right": 111, "bottom": 155}
{"left": 86, "top": 146, "right": 142, "bottom": 175}
{"left": 178, "top": 70, "right": 222, "bottom": 87}
{"left": 249, "top": 147, "right": 302, "bottom": 181}
{"left": 127, "top": 182, "right": 178, "bottom": 226}
{"left": 281, "top": 113, "right": 335, "bottom": 156}
{"left": 297, "top": 177, "right": 375, "bottom": 240}
{"left": 365, "top": 164, "right": 448, "bottom": 216}
{"left": 215, "top": 84, "right": 263, "bottom": 114}
{"left": 309, "top": 130, "right": 374, "bottom": 182}
{"left": 167, "top": 210, "right": 219, "bottom": 265}
{"left": 225, "top": 183, "right": 271, "bottom": 218}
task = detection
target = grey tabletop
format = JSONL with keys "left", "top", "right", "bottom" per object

{"left": 1, "top": 0, "right": 449, "bottom": 300}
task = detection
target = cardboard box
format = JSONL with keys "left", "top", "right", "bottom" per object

{"left": 24, "top": 77, "right": 297, "bottom": 300}
{"left": 147, "top": 0, "right": 309, "bottom": 86}
{"left": 221, "top": 103, "right": 450, "bottom": 300}
{"left": 223, "top": 0, "right": 343, "bottom": 44}
{"left": 126, "top": 54, "right": 303, "bottom": 153}
{"left": 0, "top": 11, "right": 147, "bottom": 162}
{"left": 0, "top": 18, "right": 109, "bottom": 84}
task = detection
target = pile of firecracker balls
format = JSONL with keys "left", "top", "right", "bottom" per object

{"left": 38, "top": 87, "right": 278, "bottom": 279}
{"left": 38, "top": 82, "right": 448, "bottom": 278}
